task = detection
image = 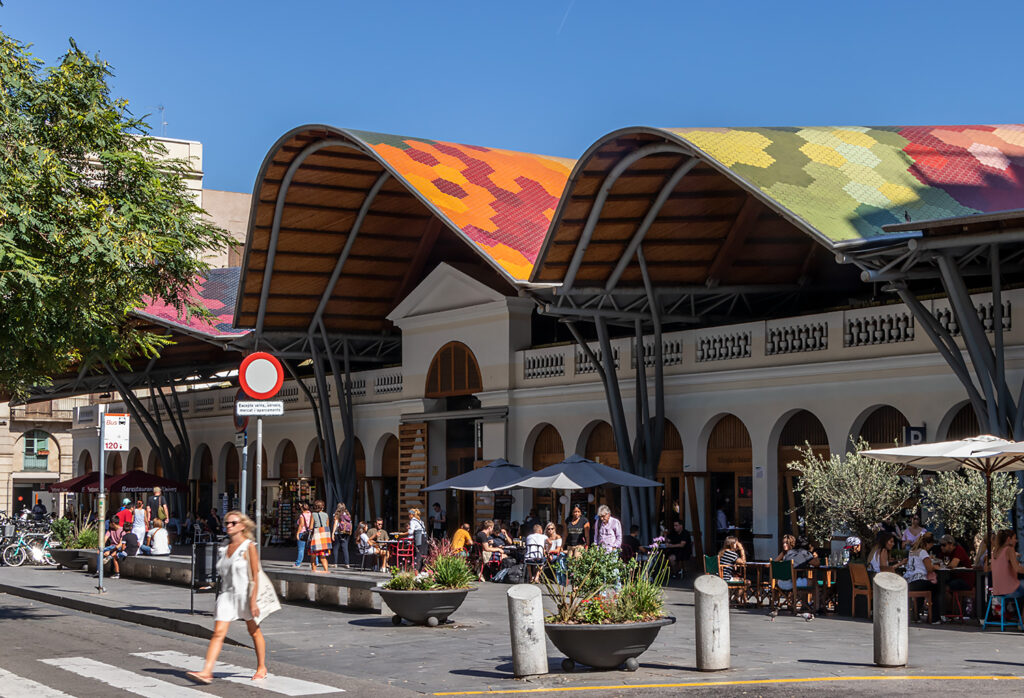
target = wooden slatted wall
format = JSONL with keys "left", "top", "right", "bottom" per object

{"left": 399, "top": 423, "right": 428, "bottom": 516}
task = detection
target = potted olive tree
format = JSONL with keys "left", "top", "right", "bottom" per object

{"left": 372, "top": 540, "right": 477, "bottom": 626}
{"left": 542, "top": 547, "right": 674, "bottom": 672}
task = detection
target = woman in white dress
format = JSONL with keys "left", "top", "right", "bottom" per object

{"left": 131, "top": 500, "right": 147, "bottom": 544}
{"left": 187, "top": 510, "right": 268, "bottom": 684}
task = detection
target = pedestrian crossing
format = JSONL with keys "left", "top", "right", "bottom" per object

{"left": 0, "top": 654, "right": 343, "bottom": 697}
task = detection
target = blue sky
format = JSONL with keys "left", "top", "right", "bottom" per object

{"left": 3, "top": 1, "right": 1021, "bottom": 193}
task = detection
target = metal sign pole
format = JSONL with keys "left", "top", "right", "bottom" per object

{"left": 96, "top": 404, "right": 106, "bottom": 593}
{"left": 256, "top": 417, "right": 263, "bottom": 550}
{"left": 240, "top": 428, "right": 248, "bottom": 515}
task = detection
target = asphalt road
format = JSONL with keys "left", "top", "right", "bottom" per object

{"left": 0, "top": 594, "right": 413, "bottom": 697}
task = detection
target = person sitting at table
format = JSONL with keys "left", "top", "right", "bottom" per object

{"left": 451, "top": 522, "right": 472, "bottom": 555}
{"left": 373, "top": 519, "right": 390, "bottom": 544}
{"left": 357, "top": 521, "right": 388, "bottom": 569}
{"left": 974, "top": 532, "right": 997, "bottom": 570}
{"left": 665, "top": 520, "right": 692, "bottom": 578}
{"left": 776, "top": 535, "right": 819, "bottom": 591}
{"left": 474, "top": 520, "right": 506, "bottom": 581}
{"left": 774, "top": 534, "right": 796, "bottom": 562}
{"left": 623, "top": 524, "right": 644, "bottom": 560}
{"left": 718, "top": 535, "right": 746, "bottom": 581}
{"left": 901, "top": 513, "right": 925, "bottom": 548}
{"left": 938, "top": 534, "right": 973, "bottom": 592}
{"left": 844, "top": 536, "right": 862, "bottom": 562}
{"left": 544, "top": 523, "right": 565, "bottom": 584}
{"left": 904, "top": 531, "right": 938, "bottom": 619}
{"left": 867, "top": 532, "right": 898, "bottom": 573}
{"left": 990, "top": 529, "right": 1024, "bottom": 601}
{"left": 495, "top": 523, "right": 515, "bottom": 546}
{"left": 525, "top": 524, "right": 548, "bottom": 582}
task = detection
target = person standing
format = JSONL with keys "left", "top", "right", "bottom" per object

{"left": 593, "top": 505, "right": 622, "bottom": 552}
{"left": 207, "top": 508, "right": 223, "bottom": 537}
{"left": 115, "top": 498, "right": 134, "bottom": 530}
{"left": 293, "top": 502, "right": 312, "bottom": 568}
{"left": 565, "top": 505, "right": 590, "bottom": 557}
{"left": 902, "top": 513, "right": 926, "bottom": 548}
{"left": 307, "top": 500, "right": 332, "bottom": 574}
{"left": 429, "top": 502, "right": 446, "bottom": 540}
{"left": 187, "top": 511, "right": 269, "bottom": 684}
{"left": 332, "top": 503, "right": 353, "bottom": 568}
{"left": 146, "top": 487, "right": 169, "bottom": 526}
{"left": 408, "top": 508, "right": 427, "bottom": 570}
{"left": 131, "top": 500, "right": 147, "bottom": 543}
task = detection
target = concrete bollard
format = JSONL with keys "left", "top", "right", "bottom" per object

{"left": 507, "top": 584, "right": 548, "bottom": 677}
{"left": 873, "top": 572, "right": 908, "bottom": 667}
{"left": 694, "top": 574, "right": 730, "bottom": 671}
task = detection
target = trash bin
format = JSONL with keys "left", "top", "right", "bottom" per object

{"left": 192, "top": 542, "right": 219, "bottom": 587}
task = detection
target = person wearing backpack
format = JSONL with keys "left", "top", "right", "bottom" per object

{"left": 332, "top": 503, "right": 353, "bottom": 568}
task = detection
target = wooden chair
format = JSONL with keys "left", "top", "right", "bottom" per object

{"left": 908, "top": 590, "right": 932, "bottom": 623}
{"left": 849, "top": 563, "right": 872, "bottom": 618}
{"left": 770, "top": 560, "right": 815, "bottom": 614}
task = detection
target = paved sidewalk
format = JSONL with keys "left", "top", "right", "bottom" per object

{"left": 1, "top": 564, "right": 1022, "bottom": 695}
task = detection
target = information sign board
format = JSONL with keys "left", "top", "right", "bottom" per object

{"left": 103, "top": 413, "right": 130, "bottom": 452}
{"left": 236, "top": 400, "right": 285, "bottom": 416}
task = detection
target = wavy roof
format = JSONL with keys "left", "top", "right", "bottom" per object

{"left": 137, "top": 268, "right": 248, "bottom": 339}
{"left": 349, "top": 130, "right": 575, "bottom": 280}
{"left": 661, "top": 125, "right": 1024, "bottom": 245}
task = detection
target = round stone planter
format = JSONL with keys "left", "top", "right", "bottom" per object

{"left": 372, "top": 586, "right": 475, "bottom": 626}
{"left": 49, "top": 548, "right": 92, "bottom": 570}
{"left": 545, "top": 617, "right": 676, "bottom": 671}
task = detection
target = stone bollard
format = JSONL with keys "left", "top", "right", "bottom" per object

{"left": 873, "top": 572, "right": 908, "bottom": 667}
{"left": 507, "top": 584, "right": 548, "bottom": 677}
{"left": 694, "top": 574, "right": 730, "bottom": 671}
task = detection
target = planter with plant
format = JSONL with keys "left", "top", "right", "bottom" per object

{"left": 372, "top": 539, "right": 477, "bottom": 626}
{"left": 48, "top": 517, "right": 97, "bottom": 569}
{"left": 542, "top": 546, "right": 674, "bottom": 672}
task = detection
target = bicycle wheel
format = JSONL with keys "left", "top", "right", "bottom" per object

{"left": 42, "top": 545, "right": 58, "bottom": 566}
{"left": 2, "top": 544, "right": 26, "bottom": 567}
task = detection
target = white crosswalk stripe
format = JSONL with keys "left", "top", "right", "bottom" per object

{"left": 40, "top": 657, "right": 209, "bottom": 697}
{"left": 0, "top": 666, "right": 73, "bottom": 698}
{"left": 135, "top": 651, "right": 342, "bottom": 696}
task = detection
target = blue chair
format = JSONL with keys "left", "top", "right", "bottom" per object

{"left": 982, "top": 593, "right": 1023, "bottom": 631}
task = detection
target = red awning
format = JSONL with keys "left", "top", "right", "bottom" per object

{"left": 84, "top": 469, "right": 185, "bottom": 494}
{"left": 48, "top": 472, "right": 100, "bottom": 493}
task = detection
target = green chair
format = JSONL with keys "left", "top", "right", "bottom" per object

{"left": 705, "top": 554, "right": 748, "bottom": 605}
{"left": 703, "top": 555, "right": 719, "bottom": 575}
{"left": 770, "top": 560, "right": 815, "bottom": 614}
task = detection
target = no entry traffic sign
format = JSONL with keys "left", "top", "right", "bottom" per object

{"left": 239, "top": 352, "right": 284, "bottom": 400}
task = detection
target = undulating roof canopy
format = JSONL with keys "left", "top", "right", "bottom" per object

{"left": 236, "top": 126, "right": 573, "bottom": 337}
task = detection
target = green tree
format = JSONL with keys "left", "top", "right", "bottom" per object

{"left": 789, "top": 438, "right": 919, "bottom": 546}
{"left": 920, "top": 470, "right": 1020, "bottom": 547}
{"left": 0, "top": 31, "right": 229, "bottom": 397}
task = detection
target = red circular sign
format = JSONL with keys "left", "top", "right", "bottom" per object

{"left": 239, "top": 352, "right": 284, "bottom": 400}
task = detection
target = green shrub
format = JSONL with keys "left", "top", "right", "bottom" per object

{"left": 615, "top": 556, "right": 668, "bottom": 621}
{"left": 429, "top": 554, "right": 475, "bottom": 589}
{"left": 50, "top": 517, "right": 73, "bottom": 547}
{"left": 73, "top": 525, "right": 99, "bottom": 549}
{"left": 545, "top": 549, "right": 668, "bottom": 624}
{"left": 566, "top": 545, "right": 622, "bottom": 597}
{"left": 382, "top": 568, "right": 436, "bottom": 591}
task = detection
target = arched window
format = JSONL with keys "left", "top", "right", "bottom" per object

{"left": 23, "top": 430, "right": 51, "bottom": 471}
{"left": 425, "top": 342, "right": 482, "bottom": 398}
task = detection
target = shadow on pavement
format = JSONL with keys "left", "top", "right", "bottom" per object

{"left": 965, "top": 658, "right": 1024, "bottom": 667}
{"left": 798, "top": 659, "right": 876, "bottom": 668}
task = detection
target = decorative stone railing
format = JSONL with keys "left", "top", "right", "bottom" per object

{"left": 375, "top": 372, "right": 404, "bottom": 394}
{"left": 575, "top": 346, "right": 619, "bottom": 375}
{"left": 633, "top": 339, "right": 684, "bottom": 368}
{"left": 696, "top": 332, "right": 752, "bottom": 362}
{"left": 347, "top": 377, "right": 367, "bottom": 397}
{"left": 524, "top": 349, "right": 567, "bottom": 379}
{"left": 933, "top": 301, "right": 1012, "bottom": 337}
{"left": 844, "top": 312, "right": 914, "bottom": 347}
{"left": 193, "top": 396, "right": 214, "bottom": 413}
{"left": 766, "top": 321, "right": 828, "bottom": 356}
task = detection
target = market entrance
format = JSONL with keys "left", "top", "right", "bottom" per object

{"left": 706, "top": 414, "right": 753, "bottom": 553}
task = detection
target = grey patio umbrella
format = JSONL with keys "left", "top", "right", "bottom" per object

{"left": 861, "top": 435, "right": 1024, "bottom": 549}
{"left": 422, "top": 458, "right": 533, "bottom": 492}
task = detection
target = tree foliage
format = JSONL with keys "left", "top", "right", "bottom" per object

{"left": 920, "top": 470, "right": 1020, "bottom": 545}
{"left": 789, "top": 438, "right": 919, "bottom": 545}
{"left": 0, "top": 31, "right": 229, "bottom": 397}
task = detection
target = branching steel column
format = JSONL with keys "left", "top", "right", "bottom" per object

{"left": 324, "top": 327, "right": 356, "bottom": 510}
{"left": 309, "top": 328, "right": 342, "bottom": 507}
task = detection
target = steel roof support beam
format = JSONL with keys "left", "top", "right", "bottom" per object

{"left": 256, "top": 139, "right": 359, "bottom": 346}
{"left": 561, "top": 284, "right": 799, "bottom": 297}
{"left": 562, "top": 144, "right": 689, "bottom": 293}
{"left": 543, "top": 303, "right": 699, "bottom": 324}
{"left": 604, "top": 157, "right": 699, "bottom": 292}
{"left": 309, "top": 324, "right": 342, "bottom": 510}
{"left": 324, "top": 326, "right": 356, "bottom": 511}
{"left": 308, "top": 171, "right": 391, "bottom": 337}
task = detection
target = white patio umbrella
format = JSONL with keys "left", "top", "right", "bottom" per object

{"left": 860, "top": 435, "right": 1024, "bottom": 548}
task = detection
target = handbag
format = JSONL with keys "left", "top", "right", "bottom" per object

{"left": 309, "top": 512, "right": 332, "bottom": 554}
{"left": 247, "top": 555, "right": 281, "bottom": 621}
{"left": 296, "top": 512, "right": 311, "bottom": 541}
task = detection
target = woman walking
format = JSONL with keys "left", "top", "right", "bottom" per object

{"left": 332, "top": 503, "right": 352, "bottom": 569}
{"left": 308, "top": 500, "right": 332, "bottom": 574}
{"left": 187, "top": 511, "right": 269, "bottom": 684}
{"left": 131, "top": 500, "right": 147, "bottom": 543}
{"left": 294, "top": 502, "right": 312, "bottom": 567}
{"left": 565, "top": 505, "right": 590, "bottom": 557}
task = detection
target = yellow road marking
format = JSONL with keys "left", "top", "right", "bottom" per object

{"left": 433, "top": 675, "right": 1023, "bottom": 695}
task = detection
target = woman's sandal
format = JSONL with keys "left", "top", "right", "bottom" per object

{"left": 252, "top": 669, "right": 268, "bottom": 680}
{"left": 186, "top": 671, "right": 213, "bottom": 685}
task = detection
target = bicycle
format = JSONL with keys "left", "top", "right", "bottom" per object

{"left": 2, "top": 530, "right": 58, "bottom": 567}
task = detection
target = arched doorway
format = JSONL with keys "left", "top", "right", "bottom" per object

{"left": 192, "top": 445, "right": 214, "bottom": 517}
{"left": 127, "top": 448, "right": 143, "bottom": 471}
{"left": 380, "top": 435, "right": 399, "bottom": 531}
{"left": 79, "top": 450, "right": 93, "bottom": 475}
{"left": 225, "top": 446, "right": 240, "bottom": 509}
{"left": 585, "top": 421, "right": 619, "bottom": 514}
{"left": 531, "top": 424, "right": 564, "bottom": 525}
{"left": 706, "top": 414, "right": 752, "bottom": 550}
{"left": 945, "top": 403, "right": 980, "bottom": 440}
{"left": 274, "top": 440, "right": 309, "bottom": 542}
{"left": 856, "top": 405, "right": 910, "bottom": 448}
{"left": 777, "top": 410, "right": 829, "bottom": 537}
{"left": 352, "top": 438, "right": 368, "bottom": 522}
{"left": 425, "top": 341, "right": 482, "bottom": 398}
{"left": 107, "top": 452, "right": 123, "bottom": 476}
{"left": 148, "top": 450, "right": 163, "bottom": 477}
{"left": 655, "top": 422, "right": 684, "bottom": 532}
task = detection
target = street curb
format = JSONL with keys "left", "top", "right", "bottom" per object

{"left": 0, "top": 581, "right": 247, "bottom": 647}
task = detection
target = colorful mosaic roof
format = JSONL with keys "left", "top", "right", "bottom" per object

{"left": 349, "top": 130, "right": 575, "bottom": 281}
{"left": 136, "top": 267, "right": 247, "bottom": 338}
{"left": 661, "top": 125, "right": 1024, "bottom": 245}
